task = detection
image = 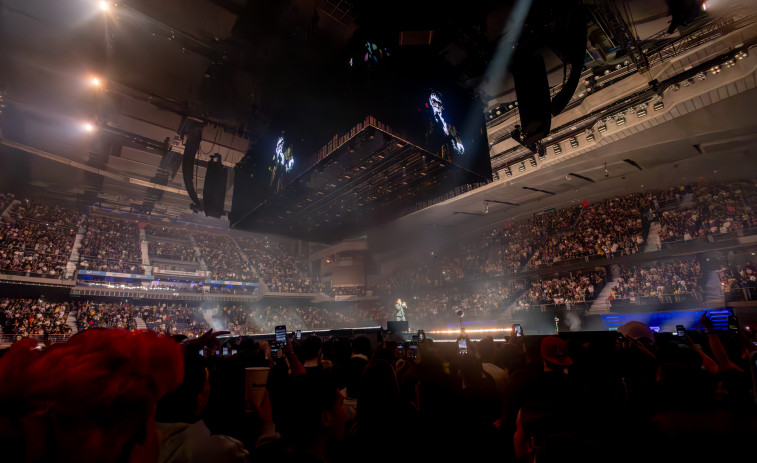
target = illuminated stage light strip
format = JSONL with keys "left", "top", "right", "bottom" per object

{"left": 428, "top": 328, "right": 512, "bottom": 335}
{"left": 434, "top": 338, "right": 507, "bottom": 342}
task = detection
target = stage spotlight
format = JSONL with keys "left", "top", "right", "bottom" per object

{"left": 90, "top": 76, "right": 103, "bottom": 87}
{"left": 99, "top": 1, "right": 109, "bottom": 11}
{"left": 82, "top": 123, "right": 95, "bottom": 132}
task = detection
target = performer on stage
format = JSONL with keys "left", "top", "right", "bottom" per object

{"left": 395, "top": 298, "right": 407, "bottom": 322}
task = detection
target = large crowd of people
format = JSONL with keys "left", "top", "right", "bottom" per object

{"left": 234, "top": 234, "right": 314, "bottom": 292}
{"left": 144, "top": 224, "right": 192, "bottom": 240}
{"left": 609, "top": 259, "right": 703, "bottom": 302}
{"left": 717, "top": 261, "right": 757, "bottom": 301}
{"left": 516, "top": 271, "right": 606, "bottom": 309}
{"left": 79, "top": 214, "right": 144, "bottom": 274}
{"left": 138, "top": 304, "right": 210, "bottom": 338}
{"left": 0, "top": 200, "right": 81, "bottom": 278}
{"left": 657, "top": 182, "right": 757, "bottom": 243}
{"left": 2, "top": 182, "right": 754, "bottom": 297}
{"left": 378, "top": 192, "right": 656, "bottom": 293}
{"left": 149, "top": 240, "right": 198, "bottom": 262}
{"left": 194, "top": 232, "right": 257, "bottom": 281}
{"left": 3, "top": 315, "right": 755, "bottom": 463}
{"left": 718, "top": 261, "right": 757, "bottom": 290}
{"left": 0, "top": 298, "right": 72, "bottom": 336}
{"left": 77, "top": 301, "right": 137, "bottom": 331}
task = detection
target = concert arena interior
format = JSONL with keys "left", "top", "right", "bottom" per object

{"left": 2, "top": 0, "right": 757, "bottom": 461}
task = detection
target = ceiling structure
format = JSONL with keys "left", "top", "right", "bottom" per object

{"left": 231, "top": 124, "right": 489, "bottom": 242}
{"left": 0, "top": 0, "right": 756, "bottom": 252}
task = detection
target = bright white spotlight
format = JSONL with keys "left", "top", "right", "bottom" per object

{"left": 99, "top": 1, "right": 109, "bottom": 11}
{"left": 83, "top": 123, "right": 95, "bottom": 132}
{"left": 91, "top": 76, "right": 101, "bottom": 87}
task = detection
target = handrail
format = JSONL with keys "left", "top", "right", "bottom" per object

{"left": 609, "top": 291, "right": 703, "bottom": 306}
{"left": 0, "top": 268, "right": 70, "bottom": 280}
{"left": 725, "top": 286, "right": 757, "bottom": 302}
{"left": 0, "top": 333, "right": 71, "bottom": 344}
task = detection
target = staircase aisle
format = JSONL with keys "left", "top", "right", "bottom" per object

{"left": 135, "top": 317, "right": 147, "bottom": 330}
{"left": 644, "top": 222, "right": 661, "bottom": 252}
{"left": 65, "top": 232, "right": 85, "bottom": 279}
{"left": 679, "top": 192, "right": 695, "bottom": 209}
{"left": 703, "top": 270, "right": 725, "bottom": 307}
{"left": 1, "top": 199, "right": 20, "bottom": 218}
{"left": 66, "top": 311, "right": 78, "bottom": 335}
{"left": 202, "top": 309, "right": 217, "bottom": 330}
{"left": 589, "top": 278, "right": 618, "bottom": 314}
{"left": 140, "top": 229, "right": 152, "bottom": 275}
{"left": 189, "top": 234, "right": 208, "bottom": 271}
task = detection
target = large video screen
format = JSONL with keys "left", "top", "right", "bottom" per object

{"left": 417, "top": 87, "right": 491, "bottom": 181}
{"left": 230, "top": 132, "right": 297, "bottom": 225}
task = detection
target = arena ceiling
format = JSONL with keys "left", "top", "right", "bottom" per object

{"left": 0, "top": 0, "right": 756, "bottom": 244}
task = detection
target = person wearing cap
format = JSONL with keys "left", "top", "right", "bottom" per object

{"left": 539, "top": 336, "right": 574, "bottom": 373}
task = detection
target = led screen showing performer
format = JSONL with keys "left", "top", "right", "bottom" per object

{"left": 417, "top": 88, "right": 491, "bottom": 180}
{"left": 275, "top": 136, "right": 294, "bottom": 173}
{"left": 268, "top": 135, "right": 295, "bottom": 193}
{"left": 428, "top": 92, "right": 465, "bottom": 159}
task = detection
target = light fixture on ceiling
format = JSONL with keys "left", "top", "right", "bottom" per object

{"left": 604, "top": 162, "right": 609, "bottom": 178}
{"left": 82, "top": 122, "right": 95, "bottom": 132}
{"left": 518, "top": 162, "right": 525, "bottom": 172}
{"left": 99, "top": 1, "right": 110, "bottom": 11}
{"left": 616, "top": 116, "right": 626, "bottom": 126}
{"left": 529, "top": 157, "right": 537, "bottom": 167}
{"left": 569, "top": 137, "right": 578, "bottom": 148}
{"left": 636, "top": 107, "right": 647, "bottom": 117}
{"left": 586, "top": 133, "right": 595, "bottom": 142}
{"left": 504, "top": 166, "right": 512, "bottom": 177}
{"left": 654, "top": 101, "right": 664, "bottom": 111}
{"left": 597, "top": 124, "right": 607, "bottom": 133}
{"left": 553, "top": 144, "right": 562, "bottom": 155}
